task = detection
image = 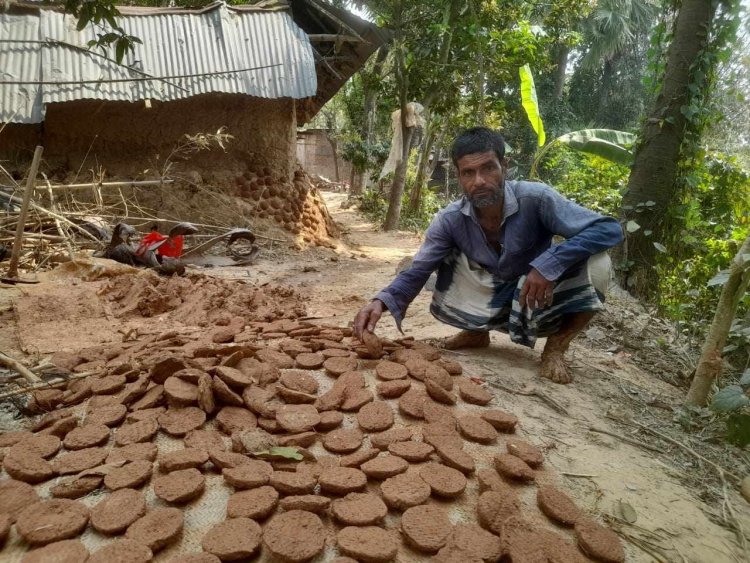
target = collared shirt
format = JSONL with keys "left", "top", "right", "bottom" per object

{"left": 374, "top": 179, "right": 624, "bottom": 326}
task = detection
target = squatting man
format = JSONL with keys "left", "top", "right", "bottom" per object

{"left": 353, "top": 127, "right": 623, "bottom": 384}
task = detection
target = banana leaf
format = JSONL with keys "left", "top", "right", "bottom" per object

{"left": 519, "top": 64, "right": 545, "bottom": 147}
{"left": 555, "top": 129, "right": 636, "bottom": 166}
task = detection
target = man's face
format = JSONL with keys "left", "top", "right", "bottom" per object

{"left": 456, "top": 151, "right": 507, "bottom": 208}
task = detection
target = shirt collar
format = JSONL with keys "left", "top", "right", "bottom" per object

{"left": 460, "top": 180, "right": 519, "bottom": 222}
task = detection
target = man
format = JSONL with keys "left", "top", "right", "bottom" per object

{"left": 353, "top": 127, "right": 623, "bottom": 384}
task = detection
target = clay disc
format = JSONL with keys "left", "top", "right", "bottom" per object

{"left": 159, "top": 448, "right": 209, "bottom": 472}
{"left": 280, "top": 370, "right": 319, "bottom": 394}
{"left": 21, "top": 539, "right": 90, "bottom": 563}
{"left": 50, "top": 475, "right": 103, "bottom": 499}
{"left": 104, "top": 459, "right": 153, "bottom": 490}
{"left": 494, "top": 453, "right": 535, "bottom": 482}
{"left": 62, "top": 424, "right": 110, "bottom": 450}
{"left": 295, "top": 352, "right": 325, "bottom": 370}
{"left": 16, "top": 499, "right": 89, "bottom": 546}
{"left": 91, "top": 488, "right": 147, "bottom": 535}
{"left": 270, "top": 471, "right": 317, "bottom": 495}
{"left": 449, "top": 523, "right": 503, "bottom": 562}
{"left": 0, "top": 430, "right": 33, "bottom": 447}
{"left": 401, "top": 504, "right": 451, "bottom": 553}
{"left": 480, "top": 409, "right": 518, "bottom": 432}
{"left": 115, "top": 419, "right": 159, "bottom": 446}
{"left": 457, "top": 416, "right": 497, "bottom": 444}
{"left": 435, "top": 358, "right": 462, "bottom": 375}
{"left": 434, "top": 444, "right": 475, "bottom": 474}
{"left": 222, "top": 460, "right": 273, "bottom": 489}
{"left": 263, "top": 510, "right": 325, "bottom": 562}
{"left": 340, "top": 388, "right": 374, "bottom": 412}
{"left": 319, "top": 467, "right": 367, "bottom": 495}
{"left": 537, "top": 486, "right": 582, "bottom": 526}
{"left": 419, "top": 462, "right": 467, "bottom": 498}
{"left": 323, "top": 428, "right": 363, "bottom": 454}
{"left": 153, "top": 468, "right": 205, "bottom": 504}
{"left": 323, "top": 356, "right": 359, "bottom": 376}
{"left": 575, "top": 519, "right": 626, "bottom": 563}
{"left": 476, "top": 469, "right": 514, "bottom": 494}
{"left": 398, "top": 388, "right": 427, "bottom": 419}
{"left": 375, "top": 360, "right": 408, "bottom": 381}
{"left": 331, "top": 492, "right": 387, "bottom": 525}
{"left": 216, "top": 407, "right": 257, "bottom": 434}
{"left": 164, "top": 376, "right": 199, "bottom": 406}
{"left": 52, "top": 447, "right": 108, "bottom": 475}
{"left": 86, "top": 404, "right": 127, "bottom": 427}
{"left": 360, "top": 455, "right": 409, "bottom": 479}
{"left": 275, "top": 405, "right": 320, "bottom": 433}
{"left": 422, "top": 422, "right": 463, "bottom": 450}
{"left": 506, "top": 439, "right": 545, "bottom": 467}
{"left": 424, "top": 379, "right": 457, "bottom": 405}
{"left": 387, "top": 441, "right": 434, "bottom": 462}
{"left": 214, "top": 366, "right": 256, "bottom": 389}
{"left": 201, "top": 517, "right": 262, "bottom": 560}
{"left": 0, "top": 513, "right": 9, "bottom": 544}
{"left": 0, "top": 478, "right": 39, "bottom": 521}
{"left": 278, "top": 495, "right": 331, "bottom": 513}
{"left": 255, "top": 349, "right": 294, "bottom": 369}
{"left": 3, "top": 451, "right": 55, "bottom": 483}
{"left": 126, "top": 507, "right": 183, "bottom": 552}
{"left": 356, "top": 401, "right": 395, "bottom": 432}
{"left": 370, "top": 427, "right": 412, "bottom": 450}
{"left": 107, "top": 442, "right": 159, "bottom": 464}
{"left": 376, "top": 380, "right": 411, "bottom": 398}
{"left": 316, "top": 410, "right": 344, "bottom": 431}
{"left": 339, "top": 448, "right": 379, "bottom": 468}
{"left": 457, "top": 379, "right": 493, "bottom": 405}
{"left": 226, "top": 486, "right": 279, "bottom": 519}
{"left": 321, "top": 348, "right": 352, "bottom": 358}
{"left": 337, "top": 526, "right": 398, "bottom": 563}
{"left": 422, "top": 403, "right": 456, "bottom": 427}
{"left": 91, "top": 374, "right": 126, "bottom": 395}
{"left": 88, "top": 539, "right": 152, "bottom": 563}
{"left": 11, "top": 434, "right": 61, "bottom": 458}
{"left": 184, "top": 429, "right": 227, "bottom": 452}
{"left": 477, "top": 489, "right": 521, "bottom": 535}
{"left": 380, "top": 473, "right": 430, "bottom": 510}
{"left": 158, "top": 407, "right": 206, "bottom": 436}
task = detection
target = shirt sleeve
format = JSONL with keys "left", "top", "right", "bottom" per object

{"left": 374, "top": 212, "right": 455, "bottom": 329}
{"left": 529, "top": 187, "right": 624, "bottom": 281}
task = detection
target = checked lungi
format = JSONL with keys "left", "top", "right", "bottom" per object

{"left": 429, "top": 250, "right": 612, "bottom": 348}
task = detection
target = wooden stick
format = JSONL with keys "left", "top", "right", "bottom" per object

{"left": 0, "top": 350, "right": 41, "bottom": 384}
{"left": 589, "top": 425, "right": 662, "bottom": 453}
{"left": 0, "top": 371, "right": 99, "bottom": 401}
{"left": 6, "top": 146, "right": 43, "bottom": 278}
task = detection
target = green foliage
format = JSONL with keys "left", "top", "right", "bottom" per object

{"left": 64, "top": 0, "right": 141, "bottom": 63}
{"left": 359, "top": 186, "right": 448, "bottom": 233}
{"left": 710, "top": 370, "right": 750, "bottom": 447}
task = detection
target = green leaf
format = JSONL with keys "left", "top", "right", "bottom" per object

{"left": 519, "top": 64, "right": 545, "bottom": 147}
{"left": 711, "top": 385, "right": 750, "bottom": 413}
{"left": 707, "top": 270, "right": 730, "bottom": 287}
{"left": 554, "top": 129, "right": 636, "bottom": 166}
{"left": 653, "top": 242, "right": 667, "bottom": 253}
{"left": 740, "top": 369, "right": 750, "bottom": 387}
{"left": 726, "top": 413, "right": 750, "bottom": 447}
{"left": 626, "top": 220, "right": 640, "bottom": 233}
{"left": 252, "top": 447, "right": 303, "bottom": 461}
{"left": 615, "top": 499, "right": 637, "bottom": 523}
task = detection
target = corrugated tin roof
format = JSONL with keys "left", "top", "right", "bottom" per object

{"left": 0, "top": 2, "right": 317, "bottom": 124}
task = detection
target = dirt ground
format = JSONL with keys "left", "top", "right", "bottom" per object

{"left": 1, "top": 190, "right": 749, "bottom": 562}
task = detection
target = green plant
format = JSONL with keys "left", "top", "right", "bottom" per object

{"left": 710, "top": 368, "right": 750, "bottom": 447}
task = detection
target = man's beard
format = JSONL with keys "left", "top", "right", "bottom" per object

{"left": 469, "top": 184, "right": 503, "bottom": 208}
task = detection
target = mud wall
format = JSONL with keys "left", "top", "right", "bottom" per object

{"left": 296, "top": 129, "right": 352, "bottom": 183}
{"left": 0, "top": 93, "right": 297, "bottom": 182}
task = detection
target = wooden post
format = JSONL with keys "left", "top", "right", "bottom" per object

{"left": 6, "top": 145, "right": 44, "bottom": 279}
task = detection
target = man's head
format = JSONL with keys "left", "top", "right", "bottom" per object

{"left": 451, "top": 127, "right": 508, "bottom": 209}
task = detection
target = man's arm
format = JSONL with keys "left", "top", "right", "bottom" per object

{"left": 355, "top": 212, "right": 455, "bottom": 336}
{"left": 530, "top": 187, "right": 624, "bottom": 282}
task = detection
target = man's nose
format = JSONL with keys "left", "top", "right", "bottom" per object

{"left": 474, "top": 172, "right": 487, "bottom": 187}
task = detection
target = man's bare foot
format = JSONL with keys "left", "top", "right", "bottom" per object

{"left": 539, "top": 351, "right": 573, "bottom": 384}
{"left": 442, "top": 330, "right": 490, "bottom": 350}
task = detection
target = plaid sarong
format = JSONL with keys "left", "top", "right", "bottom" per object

{"left": 430, "top": 250, "right": 610, "bottom": 348}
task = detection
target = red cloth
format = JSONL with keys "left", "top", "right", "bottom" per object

{"left": 158, "top": 235, "right": 184, "bottom": 258}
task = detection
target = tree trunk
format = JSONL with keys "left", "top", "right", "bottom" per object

{"left": 597, "top": 58, "right": 613, "bottom": 121}
{"left": 384, "top": 119, "right": 414, "bottom": 231}
{"left": 615, "top": 0, "right": 718, "bottom": 299}
{"left": 326, "top": 135, "right": 340, "bottom": 182}
{"left": 685, "top": 235, "right": 750, "bottom": 406}
{"left": 408, "top": 117, "right": 437, "bottom": 212}
{"left": 552, "top": 44, "right": 569, "bottom": 100}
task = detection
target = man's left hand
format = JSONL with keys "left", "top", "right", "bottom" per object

{"left": 519, "top": 268, "right": 554, "bottom": 310}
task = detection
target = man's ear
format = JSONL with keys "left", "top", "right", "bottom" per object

{"left": 501, "top": 157, "right": 509, "bottom": 170}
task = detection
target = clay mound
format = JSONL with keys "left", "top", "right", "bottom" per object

{"left": 201, "top": 517, "right": 262, "bottom": 561}
{"left": 337, "top": 526, "right": 399, "bottom": 563}
{"left": 387, "top": 440, "right": 434, "bottom": 462}
{"left": 126, "top": 507, "right": 184, "bottom": 552}
{"left": 494, "top": 453, "right": 535, "bottom": 482}
{"left": 575, "top": 519, "right": 626, "bottom": 563}
{"left": 447, "top": 523, "right": 503, "bottom": 562}
{"left": 88, "top": 539, "right": 153, "bottom": 563}
{"left": 21, "top": 540, "right": 90, "bottom": 563}
{"left": 153, "top": 468, "right": 205, "bottom": 504}
{"left": 506, "top": 438, "right": 544, "bottom": 468}
{"left": 331, "top": 492, "right": 388, "bottom": 526}
{"left": 99, "top": 271, "right": 306, "bottom": 324}
{"left": 91, "top": 488, "right": 147, "bottom": 535}
{"left": 401, "top": 504, "right": 452, "bottom": 553}
{"left": 226, "top": 486, "right": 279, "bottom": 519}
{"left": 380, "top": 473, "right": 430, "bottom": 511}
{"left": 263, "top": 510, "right": 325, "bottom": 562}
{"left": 16, "top": 499, "right": 89, "bottom": 546}
{"left": 357, "top": 401, "right": 395, "bottom": 432}
{"left": 538, "top": 485, "right": 582, "bottom": 526}
{"left": 419, "top": 462, "right": 467, "bottom": 498}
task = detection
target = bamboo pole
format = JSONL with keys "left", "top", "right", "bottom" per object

{"left": 0, "top": 351, "right": 41, "bottom": 384}
{"left": 6, "top": 146, "right": 43, "bottom": 279}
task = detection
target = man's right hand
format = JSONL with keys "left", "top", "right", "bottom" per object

{"left": 353, "top": 299, "right": 386, "bottom": 339}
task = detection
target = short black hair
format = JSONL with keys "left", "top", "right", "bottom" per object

{"left": 451, "top": 127, "right": 505, "bottom": 166}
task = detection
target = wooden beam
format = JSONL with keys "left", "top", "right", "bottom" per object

{"left": 308, "top": 34, "right": 363, "bottom": 43}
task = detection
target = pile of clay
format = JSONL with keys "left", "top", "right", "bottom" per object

{"left": 0, "top": 319, "right": 625, "bottom": 562}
